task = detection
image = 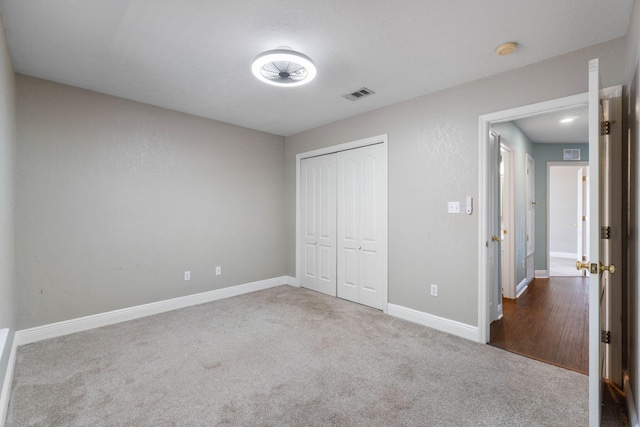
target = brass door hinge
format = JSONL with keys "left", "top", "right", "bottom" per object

{"left": 601, "top": 226, "right": 611, "bottom": 240}
{"left": 601, "top": 121, "right": 611, "bottom": 135}
{"left": 601, "top": 330, "right": 611, "bottom": 344}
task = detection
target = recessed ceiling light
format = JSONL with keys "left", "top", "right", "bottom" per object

{"left": 560, "top": 116, "right": 578, "bottom": 123}
{"left": 251, "top": 49, "right": 316, "bottom": 87}
{"left": 495, "top": 42, "right": 518, "bottom": 56}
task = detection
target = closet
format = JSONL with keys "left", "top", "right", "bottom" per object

{"left": 299, "top": 142, "right": 387, "bottom": 310}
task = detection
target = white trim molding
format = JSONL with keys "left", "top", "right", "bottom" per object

{"left": 625, "top": 372, "right": 640, "bottom": 427}
{"left": 0, "top": 338, "right": 17, "bottom": 426}
{"left": 388, "top": 304, "right": 479, "bottom": 342}
{"left": 284, "top": 276, "right": 299, "bottom": 287}
{"left": 15, "top": 276, "right": 291, "bottom": 346}
{"left": 534, "top": 270, "right": 549, "bottom": 278}
{"left": 516, "top": 279, "right": 529, "bottom": 298}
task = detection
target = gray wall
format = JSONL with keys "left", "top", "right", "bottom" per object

{"left": 533, "top": 143, "right": 589, "bottom": 270}
{"left": 285, "top": 38, "right": 626, "bottom": 327}
{"left": 490, "top": 121, "right": 534, "bottom": 287}
{"left": 15, "top": 75, "right": 287, "bottom": 329}
{"left": 0, "top": 11, "right": 16, "bottom": 397}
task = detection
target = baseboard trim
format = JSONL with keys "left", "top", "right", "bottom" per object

{"left": 549, "top": 251, "right": 578, "bottom": 259}
{"left": 625, "top": 372, "right": 639, "bottom": 427}
{"left": 15, "top": 276, "right": 291, "bottom": 346}
{"left": 516, "top": 278, "right": 528, "bottom": 298}
{"left": 534, "top": 270, "right": 548, "bottom": 278}
{"left": 284, "top": 276, "right": 299, "bottom": 287}
{"left": 387, "top": 304, "right": 479, "bottom": 342}
{"left": 0, "top": 338, "right": 17, "bottom": 426}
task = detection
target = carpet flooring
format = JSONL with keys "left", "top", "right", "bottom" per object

{"left": 7, "top": 286, "right": 589, "bottom": 426}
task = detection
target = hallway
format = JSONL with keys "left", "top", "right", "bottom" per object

{"left": 490, "top": 277, "right": 588, "bottom": 373}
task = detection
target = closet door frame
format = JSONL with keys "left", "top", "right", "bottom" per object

{"left": 295, "top": 134, "right": 389, "bottom": 313}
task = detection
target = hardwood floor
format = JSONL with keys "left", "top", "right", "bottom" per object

{"left": 490, "top": 276, "right": 588, "bottom": 374}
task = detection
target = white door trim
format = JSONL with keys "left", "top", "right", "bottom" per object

{"left": 478, "top": 93, "right": 588, "bottom": 343}
{"left": 295, "top": 134, "right": 389, "bottom": 313}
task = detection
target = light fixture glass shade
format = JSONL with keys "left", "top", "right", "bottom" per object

{"left": 251, "top": 49, "right": 316, "bottom": 87}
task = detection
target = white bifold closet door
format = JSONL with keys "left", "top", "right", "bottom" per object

{"left": 300, "top": 154, "right": 337, "bottom": 296}
{"left": 336, "top": 143, "right": 387, "bottom": 310}
{"left": 300, "top": 143, "right": 387, "bottom": 310}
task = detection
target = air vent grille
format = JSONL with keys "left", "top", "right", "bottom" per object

{"left": 342, "top": 87, "right": 375, "bottom": 101}
{"left": 563, "top": 149, "right": 581, "bottom": 160}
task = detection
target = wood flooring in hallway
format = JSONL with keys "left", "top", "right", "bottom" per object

{"left": 489, "top": 276, "right": 588, "bottom": 373}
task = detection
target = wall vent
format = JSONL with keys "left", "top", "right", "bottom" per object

{"left": 342, "top": 87, "right": 375, "bottom": 101}
{"left": 563, "top": 149, "right": 581, "bottom": 160}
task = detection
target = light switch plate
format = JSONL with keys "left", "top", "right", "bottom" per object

{"left": 448, "top": 201, "right": 460, "bottom": 214}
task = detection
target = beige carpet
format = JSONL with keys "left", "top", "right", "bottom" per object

{"left": 7, "top": 286, "right": 588, "bottom": 426}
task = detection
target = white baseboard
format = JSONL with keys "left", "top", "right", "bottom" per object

{"left": 387, "top": 304, "right": 479, "bottom": 342}
{"left": 549, "top": 251, "right": 578, "bottom": 259}
{"left": 516, "top": 278, "right": 528, "bottom": 298}
{"left": 534, "top": 270, "right": 548, "bottom": 278}
{"left": 0, "top": 337, "right": 17, "bottom": 427}
{"left": 625, "top": 372, "right": 640, "bottom": 427}
{"left": 284, "top": 276, "right": 299, "bottom": 287}
{"left": 15, "top": 276, "right": 291, "bottom": 346}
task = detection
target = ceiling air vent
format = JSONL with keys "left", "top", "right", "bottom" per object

{"left": 342, "top": 87, "right": 375, "bottom": 101}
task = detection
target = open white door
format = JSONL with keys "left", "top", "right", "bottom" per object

{"left": 585, "top": 58, "right": 623, "bottom": 427}
{"left": 488, "top": 132, "right": 502, "bottom": 321}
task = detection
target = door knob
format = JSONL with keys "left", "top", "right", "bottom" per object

{"left": 576, "top": 260, "right": 616, "bottom": 274}
{"left": 357, "top": 245, "right": 362, "bottom": 250}
{"left": 600, "top": 263, "right": 616, "bottom": 274}
{"left": 576, "top": 260, "right": 589, "bottom": 271}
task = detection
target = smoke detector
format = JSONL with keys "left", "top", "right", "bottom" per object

{"left": 251, "top": 49, "right": 317, "bottom": 87}
{"left": 495, "top": 42, "right": 518, "bottom": 56}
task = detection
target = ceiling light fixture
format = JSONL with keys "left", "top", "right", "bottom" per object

{"left": 251, "top": 49, "right": 316, "bottom": 87}
{"left": 560, "top": 116, "right": 578, "bottom": 123}
{"left": 495, "top": 42, "right": 518, "bottom": 56}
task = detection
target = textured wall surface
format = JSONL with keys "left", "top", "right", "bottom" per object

{"left": 285, "top": 38, "right": 626, "bottom": 327}
{"left": 0, "top": 10, "right": 16, "bottom": 397}
{"left": 15, "top": 76, "right": 287, "bottom": 329}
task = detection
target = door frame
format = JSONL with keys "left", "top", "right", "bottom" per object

{"left": 478, "top": 92, "right": 588, "bottom": 344}
{"left": 546, "top": 161, "right": 589, "bottom": 277}
{"left": 295, "top": 134, "right": 389, "bottom": 313}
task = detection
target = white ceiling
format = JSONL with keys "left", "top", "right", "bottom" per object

{"left": 514, "top": 104, "right": 589, "bottom": 144}
{"left": 0, "top": 0, "right": 633, "bottom": 136}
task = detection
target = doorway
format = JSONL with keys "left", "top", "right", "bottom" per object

{"left": 547, "top": 163, "right": 589, "bottom": 277}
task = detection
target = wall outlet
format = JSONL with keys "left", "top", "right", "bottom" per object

{"left": 184, "top": 271, "right": 191, "bottom": 281}
{"left": 447, "top": 201, "right": 461, "bottom": 214}
{"left": 215, "top": 266, "right": 221, "bottom": 276}
{"left": 430, "top": 284, "right": 438, "bottom": 297}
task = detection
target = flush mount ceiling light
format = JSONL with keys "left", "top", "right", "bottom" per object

{"left": 560, "top": 116, "right": 579, "bottom": 123}
{"left": 495, "top": 42, "right": 518, "bottom": 56}
{"left": 251, "top": 49, "right": 316, "bottom": 87}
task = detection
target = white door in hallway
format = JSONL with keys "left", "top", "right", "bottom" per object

{"left": 300, "top": 154, "right": 337, "bottom": 296}
{"left": 586, "top": 58, "right": 623, "bottom": 427}
{"left": 337, "top": 143, "right": 388, "bottom": 310}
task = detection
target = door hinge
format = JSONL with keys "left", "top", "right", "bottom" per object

{"left": 601, "top": 121, "right": 611, "bottom": 135}
{"left": 601, "top": 330, "right": 611, "bottom": 344}
{"left": 601, "top": 226, "right": 611, "bottom": 239}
